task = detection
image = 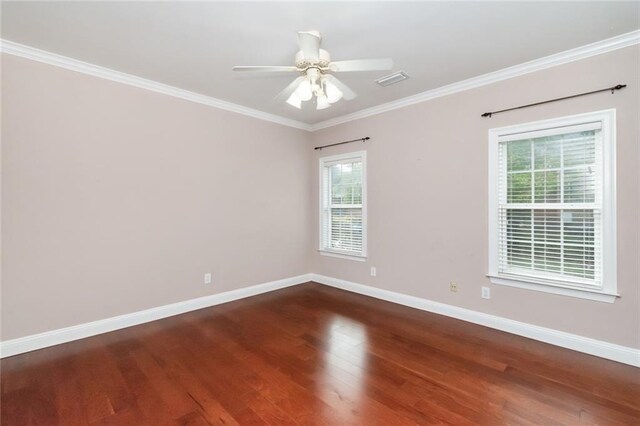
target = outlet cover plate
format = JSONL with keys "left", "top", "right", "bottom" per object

{"left": 482, "top": 286, "right": 490, "bottom": 299}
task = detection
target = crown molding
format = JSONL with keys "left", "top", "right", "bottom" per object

{"left": 2, "top": 30, "right": 638, "bottom": 133}
{"left": 0, "top": 39, "right": 313, "bottom": 132}
{"left": 308, "top": 30, "right": 640, "bottom": 131}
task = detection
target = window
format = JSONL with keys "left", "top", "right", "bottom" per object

{"left": 319, "top": 151, "right": 367, "bottom": 260}
{"left": 488, "top": 110, "right": 617, "bottom": 302}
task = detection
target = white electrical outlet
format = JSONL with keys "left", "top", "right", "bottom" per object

{"left": 481, "top": 286, "right": 490, "bottom": 299}
{"left": 204, "top": 273, "right": 212, "bottom": 284}
{"left": 450, "top": 282, "right": 458, "bottom": 293}
{"left": 370, "top": 267, "right": 377, "bottom": 277}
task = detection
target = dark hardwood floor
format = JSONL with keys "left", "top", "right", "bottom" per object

{"left": 2, "top": 282, "right": 639, "bottom": 425}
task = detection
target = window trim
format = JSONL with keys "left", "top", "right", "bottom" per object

{"left": 318, "top": 151, "right": 367, "bottom": 261}
{"left": 488, "top": 109, "right": 617, "bottom": 303}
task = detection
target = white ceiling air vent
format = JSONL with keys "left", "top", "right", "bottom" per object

{"left": 375, "top": 71, "right": 409, "bottom": 87}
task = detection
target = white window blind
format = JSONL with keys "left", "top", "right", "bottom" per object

{"left": 488, "top": 110, "right": 617, "bottom": 302}
{"left": 319, "top": 152, "right": 366, "bottom": 258}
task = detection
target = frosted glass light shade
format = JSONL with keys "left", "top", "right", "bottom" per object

{"left": 325, "top": 80, "right": 343, "bottom": 103}
{"left": 295, "top": 79, "right": 313, "bottom": 101}
{"left": 286, "top": 92, "right": 302, "bottom": 108}
{"left": 316, "top": 93, "right": 331, "bottom": 110}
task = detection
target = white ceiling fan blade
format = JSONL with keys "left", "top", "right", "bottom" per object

{"left": 324, "top": 75, "right": 356, "bottom": 100}
{"left": 232, "top": 66, "right": 299, "bottom": 72}
{"left": 275, "top": 76, "right": 306, "bottom": 102}
{"left": 297, "top": 31, "right": 321, "bottom": 61}
{"left": 329, "top": 58, "right": 394, "bottom": 72}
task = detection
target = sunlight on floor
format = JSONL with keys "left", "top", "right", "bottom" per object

{"left": 318, "top": 315, "right": 369, "bottom": 420}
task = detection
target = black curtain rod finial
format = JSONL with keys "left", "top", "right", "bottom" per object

{"left": 612, "top": 84, "right": 626, "bottom": 93}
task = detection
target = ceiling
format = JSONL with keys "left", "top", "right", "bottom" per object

{"left": 2, "top": 2, "right": 639, "bottom": 125}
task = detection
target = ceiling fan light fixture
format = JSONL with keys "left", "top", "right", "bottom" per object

{"left": 295, "top": 79, "right": 313, "bottom": 101}
{"left": 286, "top": 92, "right": 302, "bottom": 109}
{"left": 234, "top": 30, "right": 394, "bottom": 111}
{"left": 324, "top": 80, "right": 343, "bottom": 104}
{"left": 316, "top": 93, "right": 331, "bottom": 110}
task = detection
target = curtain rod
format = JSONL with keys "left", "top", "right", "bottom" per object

{"left": 314, "top": 136, "right": 370, "bottom": 150}
{"left": 481, "top": 84, "right": 627, "bottom": 118}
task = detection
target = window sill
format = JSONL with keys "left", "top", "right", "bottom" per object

{"left": 318, "top": 250, "right": 367, "bottom": 262}
{"left": 487, "top": 274, "right": 619, "bottom": 303}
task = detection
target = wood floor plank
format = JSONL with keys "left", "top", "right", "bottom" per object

{"left": 2, "top": 282, "right": 639, "bottom": 425}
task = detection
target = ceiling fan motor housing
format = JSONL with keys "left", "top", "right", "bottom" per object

{"left": 295, "top": 49, "right": 331, "bottom": 70}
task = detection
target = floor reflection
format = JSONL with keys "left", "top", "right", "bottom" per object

{"left": 318, "top": 314, "right": 369, "bottom": 420}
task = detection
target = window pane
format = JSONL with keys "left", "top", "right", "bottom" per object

{"left": 506, "top": 209, "right": 532, "bottom": 268}
{"left": 506, "top": 130, "right": 596, "bottom": 205}
{"left": 331, "top": 161, "right": 362, "bottom": 205}
{"left": 562, "top": 210, "right": 596, "bottom": 279}
{"left": 505, "top": 208, "right": 596, "bottom": 280}
{"left": 564, "top": 168, "right": 595, "bottom": 203}
{"left": 352, "top": 162, "right": 362, "bottom": 204}
{"left": 533, "top": 209, "right": 561, "bottom": 243}
{"left": 534, "top": 137, "right": 561, "bottom": 170}
{"left": 330, "top": 164, "right": 343, "bottom": 204}
{"left": 534, "top": 170, "right": 560, "bottom": 203}
{"left": 353, "top": 185, "right": 362, "bottom": 205}
{"left": 563, "top": 131, "right": 596, "bottom": 167}
{"left": 533, "top": 210, "right": 562, "bottom": 273}
{"left": 330, "top": 208, "right": 362, "bottom": 253}
{"left": 507, "top": 172, "right": 532, "bottom": 203}
{"left": 507, "top": 140, "right": 531, "bottom": 172}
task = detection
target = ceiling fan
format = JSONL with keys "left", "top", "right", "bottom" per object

{"left": 232, "top": 31, "right": 393, "bottom": 110}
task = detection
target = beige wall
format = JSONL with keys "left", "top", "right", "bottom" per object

{"left": 310, "top": 46, "right": 640, "bottom": 348}
{"left": 2, "top": 45, "right": 638, "bottom": 349}
{"left": 1, "top": 54, "right": 312, "bottom": 340}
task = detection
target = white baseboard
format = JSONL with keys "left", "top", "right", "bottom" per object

{"left": 311, "top": 274, "right": 640, "bottom": 368}
{"left": 3, "top": 273, "right": 638, "bottom": 367}
{"left": 0, "top": 274, "right": 312, "bottom": 358}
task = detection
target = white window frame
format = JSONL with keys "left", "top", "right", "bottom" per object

{"left": 488, "top": 109, "right": 618, "bottom": 303}
{"left": 319, "top": 151, "right": 367, "bottom": 261}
